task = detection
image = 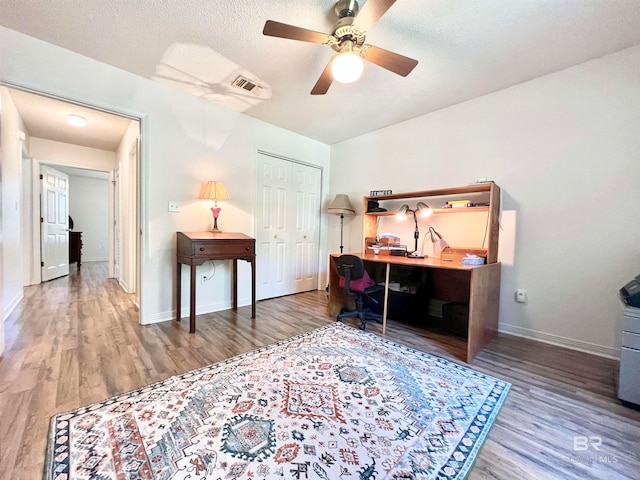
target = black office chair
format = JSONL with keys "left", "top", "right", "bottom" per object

{"left": 335, "top": 255, "right": 384, "bottom": 330}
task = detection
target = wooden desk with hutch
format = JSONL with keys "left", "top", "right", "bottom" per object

{"left": 328, "top": 182, "right": 502, "bottom": 363}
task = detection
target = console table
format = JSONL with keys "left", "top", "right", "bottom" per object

{"left": 176, "top": 231, "right": 256, "bottom": 333}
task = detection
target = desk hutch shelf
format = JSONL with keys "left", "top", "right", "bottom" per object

{"left": 362, "top": 182, "right": 501, "bottom": 263}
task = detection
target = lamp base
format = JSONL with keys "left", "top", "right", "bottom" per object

{"left": 211, "top": 207, "right": 222, "bottom": 232}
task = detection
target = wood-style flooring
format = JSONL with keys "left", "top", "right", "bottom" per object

{"left": 1, "top": 262, "right": 639, "bottom": 479}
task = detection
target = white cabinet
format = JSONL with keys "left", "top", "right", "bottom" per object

{"left": 619, "top": 305, "right": 640, "bottom": 407}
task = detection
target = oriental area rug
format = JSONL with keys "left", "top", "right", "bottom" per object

{"left": 45, "top": 323, "right": 510, "bottom": 480}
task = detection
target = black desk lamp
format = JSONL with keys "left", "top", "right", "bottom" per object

{"left": 397, "top": 202, "right": 432, "bottom": 254}
{"left": 328, "top": 194, "right": 355, "bottom": 253}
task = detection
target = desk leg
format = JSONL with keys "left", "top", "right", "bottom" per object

{"left": 382, "top": 263, "right": 390, "bottom": 335}
{"left": 176, "top": 262, "right": 181, "bottom": 322}
{"left": 232, "top": 259, "right": 238, "bottom": 311}
{"left": 251, "top": 258, "right": 256, "bottom": 318}
{"left": 189, "top": 262, "right": 196, "bottom": 334}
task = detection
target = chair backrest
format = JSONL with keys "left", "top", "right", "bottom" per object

{"left": 336, "top": 255, "right": 372, "bottom": 294}
{"left": 336, "top": 254, "right": 365, "bottom": 280}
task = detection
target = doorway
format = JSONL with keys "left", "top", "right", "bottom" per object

{"left": 6, "top": 86, "right": 142, "bottom": 313}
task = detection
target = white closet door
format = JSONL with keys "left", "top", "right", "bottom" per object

{"left": 291, "top": 162, "right": 321, "bottom": 293}
{"left": 256, "top": 153, "right": 321, "bottom": 300}
{"left": 41, "top": 165, "right": 70, "bottom": 281}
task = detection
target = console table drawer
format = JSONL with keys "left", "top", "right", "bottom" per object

{"left": 193, "top": 242, "right": 254, "bottom": 257}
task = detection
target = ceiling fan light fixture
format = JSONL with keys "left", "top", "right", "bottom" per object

{"left": 331, "top": 51, "right": 363, "bottom": 83}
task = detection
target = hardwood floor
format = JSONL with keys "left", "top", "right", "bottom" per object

{"left": 1, "top": 262, "right": 638, "bottom": 479}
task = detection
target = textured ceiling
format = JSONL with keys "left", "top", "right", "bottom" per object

{"left": 2, "top": 0, "right": 640, "bottom": 145}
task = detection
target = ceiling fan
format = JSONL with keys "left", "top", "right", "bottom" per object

{"left": 263, "top": 0, "right": 418, "bottom": 95}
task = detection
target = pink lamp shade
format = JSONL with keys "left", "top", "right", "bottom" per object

{"left": 200, "top": 181, "right": 229, "bottom": 232}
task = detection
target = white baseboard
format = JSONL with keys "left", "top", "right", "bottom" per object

{"left": 498, "top": 323, "right": 620, "bottom": 360}
{"left": 3, "top": 291, "right": 24, "bottom": 322}
{"left": 429, "top": 298, "right": 619, "bottom": 360}
{"left": 82, "top": 257, "right": 109, "bottom": 262}
{"left": 142, "top": 297, "right": 253, "bottom": 325}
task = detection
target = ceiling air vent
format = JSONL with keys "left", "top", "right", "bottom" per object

{"left": 231, "top": 75, "right": 263, "bottom": 96}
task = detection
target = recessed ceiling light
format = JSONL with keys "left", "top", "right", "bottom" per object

{"left": 67, "top": 114, "right": 87, "bottom": 128}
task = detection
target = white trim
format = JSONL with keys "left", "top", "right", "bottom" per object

{"left": 82, "top": 257, "right": 109, "bottom": 262}
{"left": 144, "top": 297, "right": 254, "bottom": 325}
{"left": 3, "top": 292, "right": 23, "bottom": 322}
{"left": 498, "top": 323, "right": 620, "bottom": 360}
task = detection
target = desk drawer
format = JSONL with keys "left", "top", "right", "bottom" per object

{"left": 193, "top": 241, "right": 254, "bottom": 257}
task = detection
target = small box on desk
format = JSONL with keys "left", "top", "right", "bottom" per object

{"left": 441, "top": 247, "right": 487, "bottom": 264}
{"left": 379, "top": 236, "right": 400, "bottom": 246}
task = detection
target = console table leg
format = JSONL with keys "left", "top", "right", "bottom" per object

{"left": 251, "top": 258, "right": 256, "bottom": 319}
{"left": 189, "top": 263, "right": 196, "bottom": 333}
{"left": 176, "top": 262, "right": 181, "bottom": 322}
{"left": 232, "top": 259, "right": 238, "bottom": 311}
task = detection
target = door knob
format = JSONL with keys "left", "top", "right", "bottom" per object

{"left": 274, "top": 234, "right": 278, "bottom": 239}
{"left": 304, "top": 235, "right": 307, "bottom": 239}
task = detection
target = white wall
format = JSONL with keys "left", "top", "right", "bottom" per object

{"left": 69, "top": 175, "right": 109, "bottom": 261}
{"left": 0, "top": 87, "right": 26, "bottom": 358}
{"left": 29, "top": 137, "right": 117, "bottom": 171}
{"left": 330, "top": 45, "right": 640, "bottom": 358}
{"left": 0, "top": 26, "right": 331, "bottom": 328}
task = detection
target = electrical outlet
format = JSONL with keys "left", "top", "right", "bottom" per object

{"left": 516, "top": 289, "right": 527, "bottom": 303}
{"left": 200, "top": 274, "right": 207, "bottom": 285}
{"left": 168, "top": 201, "right": 179, "bottom": 212}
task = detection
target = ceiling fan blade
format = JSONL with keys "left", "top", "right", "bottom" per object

{"left": 362, "top": 45, "right": 418, "bottom": 77}
{"left": 263, "top": 20, "right": 331, "bottom": 44}
{"left": 311, "top": 58, "right": 335, "bottom": 95}
{"left": 352, "top": 0, "right": 397, "bottom": 33}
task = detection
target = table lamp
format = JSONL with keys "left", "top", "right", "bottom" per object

{"left": 327, "top": 194, "right": 355, "bottom": 253}
{"left": 201, "top": 180, "right": 229, "bottom": 232}
{"left": 397, "top": 202, "right": 432, "bottom": 254}
{"left": 421, "top": 226, "right": 449, "bottom": 258}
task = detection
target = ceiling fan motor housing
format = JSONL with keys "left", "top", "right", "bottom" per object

{"left": 331, "top": 0, "right": 365, "bottom": 52}
{"left": 334, "top": 0, "right": 359, "bottom": 18}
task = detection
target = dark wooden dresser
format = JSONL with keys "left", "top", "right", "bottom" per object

{"left": 176, "top": 231, "right": 256, "bottom": 333}
{"left": 69, "top": 231, "right": 82, "bottom": 271}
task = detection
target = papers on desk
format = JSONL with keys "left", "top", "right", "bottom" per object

{"left": 367, "top": 245, "right": 408, "bottom": 256}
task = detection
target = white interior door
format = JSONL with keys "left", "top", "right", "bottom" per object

{"left": 292, "top": 162, "right": 321, "bottom": 292}
{"left": 256, "top": 153, "right": 321, "bottom": 300}
{"left": 41, "top": 165, "right": 70, "bottom": 281}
